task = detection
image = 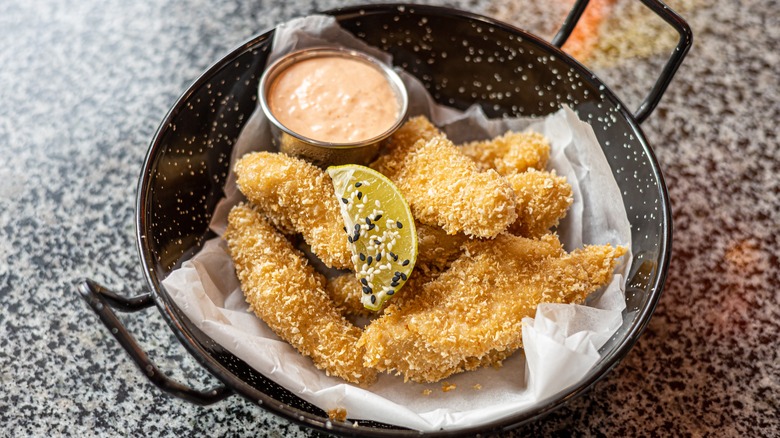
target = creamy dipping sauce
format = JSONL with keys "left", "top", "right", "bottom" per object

{"left": 268, "top": 55, "right": 400, "bottom": 143}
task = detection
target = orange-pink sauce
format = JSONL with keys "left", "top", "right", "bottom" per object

{"left": 268, "top": 56, "right": 399, "bottom": 143}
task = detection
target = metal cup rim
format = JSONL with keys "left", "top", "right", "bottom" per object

{"left": 258, "top": 46, "right": 409, "bottom": 149}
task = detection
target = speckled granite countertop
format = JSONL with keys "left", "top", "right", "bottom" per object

{"left": 1, "top": 0, "right": 777, "bottom": 436}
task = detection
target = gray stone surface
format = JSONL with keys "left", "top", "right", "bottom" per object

{"left": 0, "top": 0, "right": 777, "bottom": 436}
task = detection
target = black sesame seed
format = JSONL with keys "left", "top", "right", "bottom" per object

{"left": 374, "top": 239, "right": 381, "bottom": 245}
{"left": 402, "top": 259, "right": 410, "bottom": 266}
{"left": 370, "top": 295, "right": 376, "bottom": 304}
{"left": 343, "top": 226, "right": 347, "bottom": 233}
{"left": 360, "top": 278, "right": 368, "bottom": 286}
{"left": 362, "top": 286, "right": 372, "bottom": 294}
{"left": 376, "top": 253, "right": 382, "bottom": 262}
{"left": 368, "top": 223, "right": 375, "bottom": 230}
{"left": 367, "top": 256, "right": 373, "bottom": 266}
{"left": 342, "top": 198, "right": 348, "bottom": 204}
{"left": 374, "top": 214, "right": 382, "bottom": 221}
{"left": 354, "top": 223, "right": 360, "bottom": 231}
{"left": 347, "top": 235, "right": 353, "bottom": 243}
{"left": 359, "top": 253, "right": 366, "bottom": 261}
{"left": 396, "top": 221, "right": 403, "bottom": 229}
{"left": 389, "top": 252, "right": 398, "bottom": 261}
{"left": 353, "top": 232, "right": 360, "bottom": 242}
{"left": 399, "top": 272, "right": 407, "bottom": 281}
{"left": 387, "top": 290, "right": 395, "bottom": 295}
{"left": 357, "top": 192, "right": 363, "bottom": 200}
{"left": 390, "top": 281, "right": 399, "bottom": 287}
{"left": 365, "top": 217, "right": 372, "bottom": 225}
{"left": 355, "top": 182, "right": 362, "bottom": 187}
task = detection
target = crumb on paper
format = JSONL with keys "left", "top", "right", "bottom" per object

{"left": 422, "top": 389, "right": 432, "bottom": 396}
{"left": 441, "top": 382, "right": 456, "bottom": 392}
{"left": 473, "top": 384, "right": 482, "bottom": 390}
{"left": 328, "top": 407, "right": 348, "bottom": 422}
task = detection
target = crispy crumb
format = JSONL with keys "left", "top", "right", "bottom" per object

{"left": 359, "top": 233, "right": 627, "bottom": 383}
{"left": 327, "top": 408, "right": 348, "bottom": 422}
{"left": 460, "top": 131, "right": 550, "bottom": 175}
{"left": 441, "top": 382, "right": 457, "bottom": 392}
{"left": 372, "top": 117, "right": 517, "bottom": 238}
{"left": 422, "top": 389, "right": 432, "bottom": 396}
{"left": 507, "top": 169, "right": 573, "bottom": 238}
{"left": 225, "top": 204, "right": 376, "bottom": 385}
{"left": 234, "top": 151, "right": 351, "bottom": 269}
{"left": 472, "top": 384, "right": 482, "bottom": 390}
{"left": 374, "top": 134, "right": 517, "bottom": 237}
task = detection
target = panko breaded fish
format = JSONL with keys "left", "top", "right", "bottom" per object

{"left": 459, "top": 131, "right": 551, "bottom": 175}
{"left": 371, "top": 115, "right": 440, "bottom": 180}
{"left": 415, "top": 222, "right": 469, "bottom": 271}
{"left": 234, "top": 151, "right": 351, "bottom": 269}
{"left": 507, "top": 169, "right": 574, "bottom": 238}
{"left": 325, "top": 268, "right": 438, "bottom": 319}
{"left": 325, "top": 274, "right": 374, "bottom": 319}
{"left": 359, "top": 233, "right": 626, "bottom": 383}
{"left": 373, "top": 134, "right": 517, "bottom": 238}
{"left": 225, "top": 204, "right": 376, "bottom": 385}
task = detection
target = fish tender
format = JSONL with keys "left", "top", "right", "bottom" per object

{"left": 459, "top": 131, "right": 551, "bottom": 175}
{"left": 234, "top": 151, "right": 351, "bottom": 269}
{"left": 325, "top": 274, "right": 374, "bottom": 319}
{"left": 326, "top": 268, "right": 437, "bottom": 319}
{"left": 415, "top": 222, "right": 469, "bottom": 271}
{"left": 373, "top": 134, "right": 517, "bottom": 238}
{"left": 372, "top": 115, "right": 442, "bottom": 178}
{"left": 226, "top": 203, "right": 376, "bottom": 385}
{"left": 359, "top": 233, "right": 626, "bottom": 383}
{"left": 507, "top": 169, "right": 573, "bottom": 238}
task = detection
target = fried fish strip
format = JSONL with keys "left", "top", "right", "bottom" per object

{"left": 372, "top": 115, "right": 442, "bottom": 178}
{"left": 359, "top": 233, "right": 626, "bottom": 383}
{"left": 226, "top": 204, "right": 376, "bottom": 385}
{"left": 415, "top": 222, "right": 469, "bottom": 271}
{"left": 373, "top": 134, "right": 517, "bottom": 238}
{"left": 325, "top": 274, "right": 374, "bottom": 319}
{"left": 507, "top": 169, "right": 573, "bottom": 238}
{"left": 459, "top": 131, "right": 551, "bottom": 175}
{"left": 234, "top": 151, "right": 351, "bottom": 269}
{"left": 325, "top": 268, "right": 437, "bottom": 318}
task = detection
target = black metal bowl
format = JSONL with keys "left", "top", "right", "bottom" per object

{"left": 79, "top": 2, "right": 691, "bottom": 436}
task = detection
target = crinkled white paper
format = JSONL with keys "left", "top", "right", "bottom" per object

{"left": 162, "top": 15, "right": 632, "bottom": 432}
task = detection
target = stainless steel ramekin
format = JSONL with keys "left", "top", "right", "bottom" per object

{"left": 258, "top": 47, "right": 408, "bottom": 167}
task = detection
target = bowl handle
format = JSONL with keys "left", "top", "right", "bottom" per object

{"left": 551, "top": 0, "right": 692, "bottom": 124}
{"left": 78, "top": 279, "right": 233, "bottom": 406}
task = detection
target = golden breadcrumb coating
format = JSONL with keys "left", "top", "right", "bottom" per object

{"left": 359, "top": 233, "right": 626, "bottom": 383}
{"left": 373, "top": 134, "right": 517, "bottom": 238}
{"left": 234, "top": 151, "right": 351, "bottom": 269}
{"left": 327, "top": 407, "right": 348, "bottom": 422}
{"left": 225, "top": 204, "right": 376, "bottom": 385}
{"left": 325, "top": 274, "right": 374, "bottom": 319}
{"left": 372, "top": 115, "right": 442, "bottom": 177}
{"left": 459, "top": 131, "right": 551, "bottom": 175}
{"left": 415, "top": 222, "right": 469, "bottom": 270}
{"left": 325, "top": 268, "right": 436, "bottom": 318}
{"left": 507, "top": 169, "right": 574, "bottom": 238}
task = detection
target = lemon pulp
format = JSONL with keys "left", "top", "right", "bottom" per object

{"left": 327, "top": 164, "right": 417, "bottom": 311}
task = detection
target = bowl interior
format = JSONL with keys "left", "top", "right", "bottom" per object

{"left": 137, "top": 4, "right": 670, "bottom": 436}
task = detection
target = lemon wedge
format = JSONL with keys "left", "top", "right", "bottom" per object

{"left": 327, "top": 164, "right": 417, "bottom": 311}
